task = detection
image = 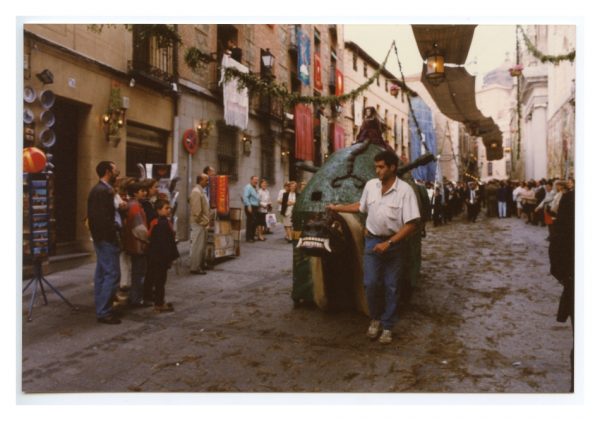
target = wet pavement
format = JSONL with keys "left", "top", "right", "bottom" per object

{"left": 20, "top": 213, "right": 572, "bottom": 395}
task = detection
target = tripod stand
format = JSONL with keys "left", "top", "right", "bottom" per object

{"left": 22, "top": 259, "right": 78, "bottom": 322}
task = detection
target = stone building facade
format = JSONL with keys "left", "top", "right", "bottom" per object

{"left": 22, "top": 23, "right": 345, "bottom": 257}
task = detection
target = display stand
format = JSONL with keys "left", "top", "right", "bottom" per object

{"left": 22, "top": 259, "right": 78, "bottom": 322}
{"left": 205, "top": 176, "right": 240, "bottom": 263}
{"left": 22, "top": 172, "right": 77, "bottom": 321}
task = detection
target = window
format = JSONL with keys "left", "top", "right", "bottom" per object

{"left": 376, "top": 75, "right": 380, "bottom": 87}
{"left": 487, "top": 161, "right": 493, "bottom": 176}
{"left": 363, "top": 61, "right": 368, "bottom": 78}
{"left": 385, "top": 79, "right": 388, "bottom": 92}
{"left": 314, "top": 28, "right": 321, "bottom": 54}
{"left": 216, "top": 122, "right": 239, "bottom": 181}
{"left": 131, "top": 26, "right": 176, "bottom": 83}
{"left": 352, "top": 52, "right": 357, "bottom": 71}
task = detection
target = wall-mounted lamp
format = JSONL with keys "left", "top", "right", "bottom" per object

{"left": 242, "top": 133, "right": 252, "bottom": 155}
{"left": 103, "top": 86, "right": 126, "bottom": 147}
{"left": 490, "top": 142, "right": 498, "bottom": 148}
{"left": 196, "top": 120, "right": 213, "bottom": 144}
{"left": 129, "top": 78, "right": 136, "bottom": 88}
{"left": 261, "top": 48, "right": 275, "bottom": 79}
{"left": 425, "top": 43, "right": 445, "bottom": 86}
{"left": 36, "top": 69, "right": 54, "bottom": 85}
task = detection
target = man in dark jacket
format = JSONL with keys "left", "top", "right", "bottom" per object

{"left": 87, "top": 161, "right": 122, "bottom": 324}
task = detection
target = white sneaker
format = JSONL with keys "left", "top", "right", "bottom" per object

{"left": 366, "top": 320, "right": 382, "bottom": 339}
{"left": 379, "top": 329, "right": 392, "bottom": 344}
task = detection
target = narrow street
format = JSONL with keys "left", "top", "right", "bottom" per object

{"left": 21, "top": 213, "right": 572, "bottom": 395}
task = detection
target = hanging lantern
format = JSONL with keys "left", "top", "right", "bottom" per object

{"left": 23, "top": 147, "right": 47, "bottom": 173}
{"left": 426, "top": 43, "right": 445, "bottom": 85}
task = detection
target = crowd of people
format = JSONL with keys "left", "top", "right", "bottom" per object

{"left": 423, "top": 177, "right": 575, "bottom": 235}
{"left": 87, "top": 161, "right": 179, "bottom": 325}
{"left": 423, "top": 175, "right": 575, "bottom": 390}
{"left": 242, "top": 176, "right": 303, "bottom": 244}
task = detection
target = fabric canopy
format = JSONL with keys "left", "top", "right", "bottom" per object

{"left": 411, "top": 24, "right": 476, "bottom": 65}
{"left": 419, "top": 65, "right": 503, "bottom": 160}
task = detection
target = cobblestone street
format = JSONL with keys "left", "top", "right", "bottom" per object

{"left": 20, "top": 213, "right": 572, "bottom": 397}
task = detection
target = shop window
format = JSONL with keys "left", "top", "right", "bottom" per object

{"left": 126, "top": 123, "right": 168, "bottom": 177}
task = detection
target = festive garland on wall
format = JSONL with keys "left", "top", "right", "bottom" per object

{"left": 517, "top": 25, "right": 575, "bottom": 64}
{"left": 221, "top": 44, "right": 417, "bottom": 107}
{"left": 184, "top": 47, "right": 215, "bottom": 73}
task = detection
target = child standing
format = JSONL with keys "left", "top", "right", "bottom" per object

{"left": 144, "top": 199, "right": 180, "bottom": 312}
{"left": 122, "top": 181, "right": 148, "bottom": 307}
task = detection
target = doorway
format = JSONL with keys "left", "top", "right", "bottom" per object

{"left": 51, "top": 98, "right": 87, "bottom": 246}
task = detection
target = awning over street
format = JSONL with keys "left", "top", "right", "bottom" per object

{"left": 412, "top": 25, "right": 503, "bottom": 160}
{"left": 411, "top": 24, "right": 476, "bottom": 65}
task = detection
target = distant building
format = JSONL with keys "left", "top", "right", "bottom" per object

{"left": 342, "top": 41, "right": 410, "bottom": 156}
{"left": 476, "top": 59, "right": 514, "bottom": 181}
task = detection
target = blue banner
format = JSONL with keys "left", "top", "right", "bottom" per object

{"left": 408, "top": 97, "right": 437, "bottom": 182}
{"left": 297, "top": 28, "right": 311, "bottom": 86}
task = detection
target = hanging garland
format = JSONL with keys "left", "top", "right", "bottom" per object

{"left": 517, "top": 25, "right": 575, "bottom": 64}
{"left": 184, "top": 47, "right": 215, "bottom": 73}
{"left": 221, "top": 41, "right": 417, "bottom": 107}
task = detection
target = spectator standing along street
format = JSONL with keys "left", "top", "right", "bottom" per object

{"left": 242, "top": 175, "right": 260, "bottom": 243}
{"left": 87, "top": 161, "right": 122, "bottom": 324}
{"left": 189, "top": 174, "right": 210, "bottom": 275}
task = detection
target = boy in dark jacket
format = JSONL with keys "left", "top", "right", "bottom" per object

{"left": 143, "top": 199, "right": 180, "bottom": 312}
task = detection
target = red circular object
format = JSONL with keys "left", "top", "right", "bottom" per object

{"left": 23, "top": 147, "right": 47, "bottom": 173}
{"left": 182, "top": 129, "right": 199, "bottom": 155}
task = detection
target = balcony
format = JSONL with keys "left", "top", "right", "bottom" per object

{"left": 257, "top": 93, "right": 283, "bottom": 121}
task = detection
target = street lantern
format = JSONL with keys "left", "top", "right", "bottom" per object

{"left": 261, "top": 48, "right": 275, "bottom": 71}
{"left": 426, "top": 43, "right": 445, "bottom": 85}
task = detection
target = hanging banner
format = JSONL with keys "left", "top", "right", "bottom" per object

{"left": 335, "top": 69, "right": 344, "bottom": 96}
{"left": 297, "top": 28, "right": 311, "bottom": 86}
{"left": 294, "top": 104, "right": 313, "bottom": 161}
{"left": 354, "top": 96, "right": 363, "bottom": 127}
{"left": 332, "top": 123, "right": 345, "bottom": 151}
{"left": 314, "top": 53, "right": 322, "bottom": 91}
{"left": 216, "top": 175, "right": 230, "bottom": 216}
{"left": 320, "top": 115, "right": 329, "bottom": 159}
{"left": 219, "top": 55, "right": 249, "bottom": 130}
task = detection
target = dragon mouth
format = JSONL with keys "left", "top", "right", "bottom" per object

{"left": 297, "top": 236, "right": 332, "bottom": 253}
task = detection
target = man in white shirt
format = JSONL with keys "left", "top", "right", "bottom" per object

{"left": 327, "top": 150, "right": 421, "bottom": 344}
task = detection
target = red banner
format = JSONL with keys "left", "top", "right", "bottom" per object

{"left": 295, "top": 104, "right": 314, "bottom": 161}
{"left": 216, "top": 175, "right": 229, "bottom": 216}
{"left": 314, "top": 53, "right": 322, "bottom": 91}
{"left": 332, "top": 123, "right": 345, "bottom": 151}
{"left": 335, "top": 69, "right": 344, "bottom": 96}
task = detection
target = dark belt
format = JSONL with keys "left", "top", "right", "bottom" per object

{"left": 366, "top": 231, "right": 393, "bottom": 240}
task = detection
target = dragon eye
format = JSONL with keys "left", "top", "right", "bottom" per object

{"left": 331, "top": 221, "right": 342, "bottom": 233}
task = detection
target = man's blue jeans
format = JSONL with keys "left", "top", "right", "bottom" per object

{"left": 363, "top": 235, "right": 405, "bottom": 330}
{"left": 93, "top": 241, "right": 121, "bottom": 319}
